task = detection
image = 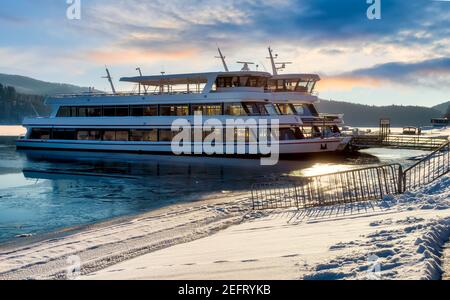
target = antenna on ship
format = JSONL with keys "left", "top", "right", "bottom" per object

{"left": 267, "top": 47, "right": 278, "bottom": 75}
{"left": 267, "top": 47, "right": 292, "bottom": 75}
{"left": 275, "top": 61, "right": 292, "bottom": 73}
{"left": 236, "top": 61, "right": 255, "bottom": 71}
{"left": 215, "top": 48, "right": 229, "bottom": 72}
{"left": 102, "top": 66, "right": 116, "bottom": 94}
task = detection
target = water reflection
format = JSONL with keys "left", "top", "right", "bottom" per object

{"left": 0, "top": 146, "right": 425, "bottom": 243}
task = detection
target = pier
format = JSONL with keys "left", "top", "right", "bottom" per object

{"left": 350, "top": 134, "right": 448, "bottom": 151}
{"left": 348, "top": 118, "right": 449, "bottom": 151}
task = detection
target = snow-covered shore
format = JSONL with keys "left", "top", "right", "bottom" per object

{"left": 0, "top": 193, "right": 252, "bottom": 280}
{"left": 85, "top": 176, "right": 450, "bottom": 280}
{"left": 1, "top": 175, "right": 449, "bottom": 280}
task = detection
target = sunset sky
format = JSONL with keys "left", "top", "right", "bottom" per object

{"left": 0, "top": 0, "right": 449, "bottom": 106}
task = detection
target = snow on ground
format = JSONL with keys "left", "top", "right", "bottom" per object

{"left": 0, "top": 193, "right": 251, "bottom": 280}
{"left": 0, "top": 174, "right": 449, "bottom": 280}
{"left": 85, "top": 176, "right": 450, "bottom": 280}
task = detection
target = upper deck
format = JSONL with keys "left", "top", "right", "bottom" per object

{"left": 50, "top": 71, "right": 320, "bottom": 101}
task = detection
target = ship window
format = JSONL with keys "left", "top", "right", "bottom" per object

{"left": 30, "top": 129, "right": 50, "bottom": 140}
{"left": 308, "top": 104, "right": 319, "bottom": 116}
{"left": 292, "top": 104, "right": 318, "bottom": 117}
{"left": 89, "top": 130, "right": 102, "bottom": 140}
{"left": 279, "top": 129, "right": 295, "bottom": 141}
{"left": 78, "top": 107, "right": 88, "bottom": 117}
{"left": 52, "top": 129, "right": 77, "bottom": 140}
{"left": 116, "top": 106, "right": 129, "bottom": 117}
{"left": 103, "top": 106, "right": 116, "bottom": 117}
{"left": 77, "top": 130, "right": 90, "bottom": 140}
{"left": 264, "top": 104, "right": 279, "bottom": 115}
{"left": 224, "top": 103, "right": 247, "bottom": 116}
{"left": 115, "top": 131, "right": 129, "bottom": 141}
{"left": 277, "top": 104, "right": 295, "bottom": 115}
{"left": 130, "top": 129, "right": 157, "bottom": 142}
{"left": 159, "top": 129, "right": 174, "bottom": 142}
{"left": 87, "top": 107, "right": 102, "bottom": 117}
{"left": 130, "top": 105, "right": 144, "bottom": 116}
{"left": 103, "top": 131, "right": 116, "bottom": 141}
{"left": 71, "top": 107, "right": 77, "bottom": 117}
{"left": 279, "top": 128, "right": 304, "bottom": 140}
{"left": 243, "top": 103, "right": 268, "bottom": 116}
{"left": 57, "top": 106, "right": 71, "bottom": 117}
{"left": 216, "top": 77, "right": 233, "bottom": 88}
{"left": 159, "top": 104, "right": 189, "bottom": 116}
{"left": 77, "top": 130, "right": 101, "bottom": 140}
{"left": 191, "top": 104, "right": 222, "bottom": 116}
{"left": 239, "top": 77, "right": 249, "bottom": 87}
{"left": 143, "top": 105, "right": 158, "bottom": 116}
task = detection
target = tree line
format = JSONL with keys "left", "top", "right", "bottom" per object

{"left": 0, "top": 84, "right": 50, "bottom": 124}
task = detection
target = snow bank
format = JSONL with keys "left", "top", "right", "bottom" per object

{"left": 86, "top": 175, "right": 450, "bottom": 280}
{"left": 1, "top": 174, "right": 449, "bottom": 280}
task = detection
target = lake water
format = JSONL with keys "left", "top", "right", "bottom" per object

{"left": 0, "top": 126, "right": 430, "bottom": 244}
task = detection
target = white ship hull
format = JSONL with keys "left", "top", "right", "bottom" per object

{"left": 16, "top": 137, "right": 347, "bottom": 155}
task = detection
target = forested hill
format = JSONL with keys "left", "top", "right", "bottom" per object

{"left": 0, "top": 84, "right": 50, "bottom": 125}
{"left": 432, "top": 101, "right": 450, "bottom": 115}
{"left": 316, "top": 100, "right": 444, "bottom": 127}
{"left": 0, "top": 73, "right": 92, "bottom": 96}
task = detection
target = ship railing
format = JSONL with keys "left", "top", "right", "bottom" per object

{"left": 52, "top": 89, "right": 201, "bottom": 98}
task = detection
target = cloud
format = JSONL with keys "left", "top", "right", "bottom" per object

{"left": 61, "top": 0, "right": 450, "bottom": 70}
{"left": 319, "top": 57, "right": 450, "bottom": 91}
{"left": 84, "top": 47, "right": 198, "bottom": 65}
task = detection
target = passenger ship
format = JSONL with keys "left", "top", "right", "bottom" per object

{"left": 16, "top": 51, "right": 350, "bottom": 156}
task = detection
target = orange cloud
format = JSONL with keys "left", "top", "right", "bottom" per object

{"left": 317, "top": 76, "right": 383, "bottom": 91}
{"left": 85, "top": 48, "right": 198, "bottom": 65}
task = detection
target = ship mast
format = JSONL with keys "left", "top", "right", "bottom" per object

{"left": 215, "top": 48, "right": 229, "bottom": 72}
{"left": 103, "top": 67, "right": 116, "bottom": 94}
{"left": 267, "top": 47, "right": 278, "bottom": 75}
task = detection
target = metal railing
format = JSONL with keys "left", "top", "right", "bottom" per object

{"left": 351, "top": 134, "right": 448, "bottom": 150}
{"left": 252, "top": 164, "right": 403, "bottom": 210}
{"left": 252, "top": 142, "right": 450, "bottom": 210}
{"left": 383, "top": 135, "right": 448, "bottom": 150}
{"left": 403, "top": 142, "right": 450, "bottom": 191}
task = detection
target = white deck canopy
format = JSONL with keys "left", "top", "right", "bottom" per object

{"left": 120, "top": 71, "right": 273, "bottom": 94}
{"left": 120, "top": 71, "right": 272, "bottom": 86}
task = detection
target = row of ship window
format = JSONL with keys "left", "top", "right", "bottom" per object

{"left": 56, "top": 103, "right": 318, "bottom": 118}
{"left": 29, "top": 126, "right": 336, "bottom": 142}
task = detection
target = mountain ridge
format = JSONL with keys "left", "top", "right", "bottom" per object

{"left": 317, "top": 99, "right": 442, "bottom": 127}
{"left": 0, "top": 73, "right": 92, "bottom": 96}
